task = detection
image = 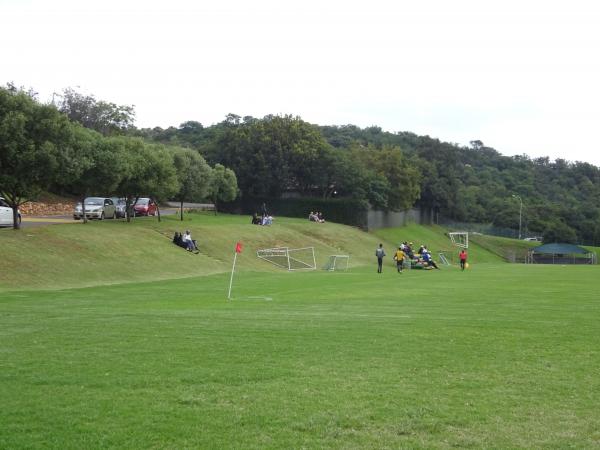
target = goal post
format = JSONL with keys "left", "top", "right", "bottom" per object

{"left": 448, "top": 232, "right": 469, "bottom": 249}
{"left": 323, "top": 255, "right": 349, "bottom": 271}
{"left": 257, "top": 246, "right": 316, "bottom": 271}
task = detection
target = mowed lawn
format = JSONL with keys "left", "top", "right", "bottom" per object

{"left": 1, "top": 263, "right": 600, "bottom": 448}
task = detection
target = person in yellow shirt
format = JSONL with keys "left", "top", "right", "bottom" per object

{"left": 393, "top": 247, "right": 405, "bottom": 273}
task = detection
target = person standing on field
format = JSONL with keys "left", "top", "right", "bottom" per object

{"left": 375, "top": 243, "right": 386, "bottom": 273}
{"left": 394, "top": 246, "right": 405, "bottom": 273}
{"left": 459, "top": 249, "right": 468, "bottom": 271}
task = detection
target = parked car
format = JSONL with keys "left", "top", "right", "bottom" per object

{"left": 132, "top": 198, "right": 157, "bottom": 216}
{"left": 110, "top": 197, "right": 128, "bottom": 218}
{"left": 523, "top": 236, "right": 542, "bottom": 242}
{"left": 0, "top": 197, "right": 21, "bottom": 227}
{"left": 73, "top": 197, "right": 116, "bottom": 220}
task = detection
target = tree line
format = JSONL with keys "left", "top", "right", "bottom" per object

{"left": 3, "top": 84, "right": 600, "bottom": 245}
{"left": 0, "top": 86, "right": 237, "bottom": 229}
{"left": 138, "top": 117, "right": 600, "bottom": 246}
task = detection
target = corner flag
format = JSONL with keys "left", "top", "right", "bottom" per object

{"left": 228, "top": 242, "right": 243, "bottom": 299}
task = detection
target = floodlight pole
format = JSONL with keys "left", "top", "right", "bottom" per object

{"left": 512, "top": 194, "right": 523, "bottom": 240}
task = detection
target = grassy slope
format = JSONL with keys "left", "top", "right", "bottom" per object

{"left": 0, "top": 214, "right": 501, "bottom": 291}
{"left": 1, "top": 265, "right": 600, "bottom": 448}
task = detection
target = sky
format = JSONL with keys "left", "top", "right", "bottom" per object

{"left": 2, "top": 0, "right": 600, "bottom": 165}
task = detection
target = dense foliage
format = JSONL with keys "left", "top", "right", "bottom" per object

{"left": 0, "top": 86, "right": 237, "bottom": 228}
{"left": 3, "top": 83, "right": 599, "bottom": 244}
{"left": 139, "top": 119, "right": 600, "bottom": 245}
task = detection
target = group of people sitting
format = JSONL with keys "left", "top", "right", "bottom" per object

{"left": 400, "top": 241, "right": 440, "bottom": 270}
{"left": 308, "top": 211, "right": 325, "bottom": 223}
{"left": 251, "top": 213, "right": 274, "bottom": 226}
{"left": 172, "top": 230, "right": 199, "bottom": 253}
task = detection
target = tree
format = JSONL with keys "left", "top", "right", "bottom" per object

{"left": 58, "top": 88, "right": 135, "bottom": 136}
{"left": 113, "top": 138, "right": 178, "bottom": 222}
{"left": 209, "top": 164, "right": 238, "bottom": 214}
{"left": 172, "top": 148, "right": 212, "bottom": 221}
{"left": 0, "top": 87, "right": 74, "bottom": 229}
{"left": 59, "top": 130, "right": 126, "bottom": 223}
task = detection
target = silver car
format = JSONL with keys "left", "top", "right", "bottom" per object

{"left": 0, "top": 197, "right": 21, "bottom": 227}
{"left": 73, "top": 197, "right": 116, "bottom": 220}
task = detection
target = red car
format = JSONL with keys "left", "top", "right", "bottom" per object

{"left": 132, "top": 198, "right": 157, "bottom": 216}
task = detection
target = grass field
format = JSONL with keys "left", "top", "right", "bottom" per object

{"left": 1, "top": 215, "right": 599, "bottom": 448}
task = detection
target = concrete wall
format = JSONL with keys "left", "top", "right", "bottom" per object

{"left": 367, "top": 208, "right": 432, "bottom": 230}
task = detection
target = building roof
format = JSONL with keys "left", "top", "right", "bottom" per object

{"left": 532, "top": 243, "right": 590, "bottom": 255}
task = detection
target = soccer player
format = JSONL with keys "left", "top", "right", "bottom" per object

{"left": 459, "top": 249, "right": 468, "bottom": 271}
{"left": 375, "top": 243, "right": 386, "bottom": 273}
{"left": 394, "top": 246, "right": 405, "bottom": 273}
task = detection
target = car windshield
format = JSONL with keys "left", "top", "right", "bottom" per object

{"left": 85, "top": 198, "right": 104, "bottom": 206}
{"left": 136, "top": 199, "right": 149, "bottom": 205}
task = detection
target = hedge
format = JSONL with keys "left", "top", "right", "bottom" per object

{"left": 219, "top": 196, "right": 369, "bottom": 229}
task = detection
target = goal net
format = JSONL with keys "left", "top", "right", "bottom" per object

{"left": 323, "top": 255, "right": 349, "bottom": 271}
{"left": 257, "top": 247, "right": 316, "bottom": 271}
{"left": 448, "top": 232, "right": 469, "bottom": 249}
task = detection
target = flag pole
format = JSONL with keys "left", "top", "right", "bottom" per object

{"left": 228, "top": 242, "right": 243, "bottom": 300}
{"left": 227, "top": 252, "right": 237, "bottom": 300}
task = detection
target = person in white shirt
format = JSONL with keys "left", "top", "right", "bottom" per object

{"left": 182, "top": 230, "right": 198, "bottom": 252}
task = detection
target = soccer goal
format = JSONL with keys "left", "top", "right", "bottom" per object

{"left": 438, "top": 252, "right": 451, "bottom": 265}
{"left": 257, "top": 247, "right": 316, "bottom": 271}
{"left": 323, "top": 255, "right": 349, "bottom": 271}
{"left": 448, "top": 231, "right": 469, "bottom": 249}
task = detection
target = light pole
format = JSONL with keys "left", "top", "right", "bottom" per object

{"left": 512, "top": 194, "right": 522, "bottom": 240}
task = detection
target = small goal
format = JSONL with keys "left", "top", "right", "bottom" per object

{"left": 323, "top": 255, "right": 349, "bottom": 271}
{"left": 448, "top": 231, "right": 469, "bottom": 249}
{"left": 257, "top": 247, "right": 316, "bottom": 271}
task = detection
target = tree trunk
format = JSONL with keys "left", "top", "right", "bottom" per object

{"left": 180, "top": 199, "right": 184, "bottom": 221}
{"left": 12, "top": 202, "right": 20, "bottom": 230}
{"left": 213, "top": 199, "right": 218, "bottom": 216}
{"left": 5, "top": 192, "right": 22, "bottom": 230}
{"left": 81, "top": 195, "right": 88, "bottom": 224}
{"left": 126, "top": 195, "right": 133, "bottom": 223}
{"left": 156, "top": 201, "right": 161, "bottom": 222}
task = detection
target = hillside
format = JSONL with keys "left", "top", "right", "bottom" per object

{"left": 0, "top": 214, "right": 504, "bottom": 291}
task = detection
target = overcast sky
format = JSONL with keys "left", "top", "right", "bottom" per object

{"left": 2, "top": 0, "right": 600, "bottom": 165}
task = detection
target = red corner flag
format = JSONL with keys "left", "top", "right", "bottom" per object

{"left": 235, "top": 242, "right": 243, "bottom": 253}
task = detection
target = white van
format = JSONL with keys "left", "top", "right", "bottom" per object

{"left": 0, "top": 197, "right": 22, "bottom": 227}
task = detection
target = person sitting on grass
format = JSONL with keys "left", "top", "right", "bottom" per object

{"left": 172, "top": 232, "right": 187, "bottom": 249}
{"left": 317, "top": 212, "right": 325, "bottom": 223}
{"left": 182, "top": 230, "right": 199, "bottom": 253}
{"left": 251, "top": 213, "right": 261, "bottom": 225}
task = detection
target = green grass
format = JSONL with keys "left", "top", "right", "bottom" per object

{"left": 2, "top": 215, "right": 600, "bottom": 448}
{"left": 0, "top": 213, "right": 385, "bottom": 290}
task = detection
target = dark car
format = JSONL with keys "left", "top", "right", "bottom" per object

{"left": 132, "top": 198, "right": 157, "bottom": 216}
{"left": 110, "top": 197, "right": 127, "bottom": 218}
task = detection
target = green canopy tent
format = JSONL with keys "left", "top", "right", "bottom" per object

{"left": 526, "top": 243, "right": 597, "bottom": 264}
